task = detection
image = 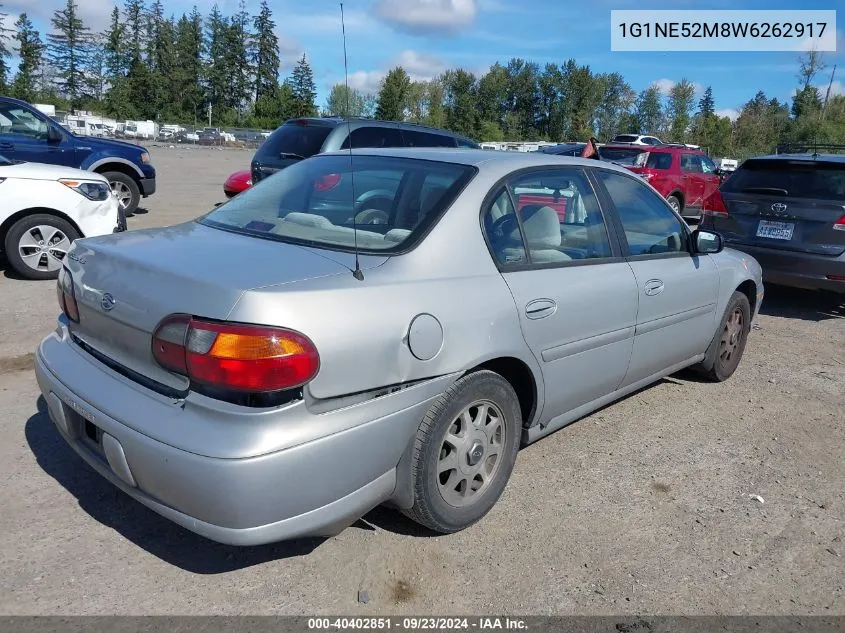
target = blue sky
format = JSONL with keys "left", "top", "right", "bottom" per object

{"left": 3, "top": 0, "right": 843, "bottom": 119}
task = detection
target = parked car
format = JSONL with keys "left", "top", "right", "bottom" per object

{"left": 538, "top": 142, "right": 587, "bottom": 156}
{"left": 0, "top": 97, "right": 156, "bottom": 214}
{"left": 0, "top": 153, "right": 124, "bottom": 279}
{"left": 223, "top": 169, "right": 252, "bottom": 198}
{"left": 700, "top": 151, "right": 845, "bottom": 293}
{"left": 598, "top": 143, "right": 724, "bottom": 218}
{"left": 611, "top": 133, "right": 663, "bottom": 146}
{"left": 35, "top": 148, "right": 762, "bottom": 545}
{"left": 251, "top": 118, "right": 480, "bottom": 184}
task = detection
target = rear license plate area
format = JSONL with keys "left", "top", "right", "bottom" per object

{"left": 756, "top": 220, "right": 794, "bottom": 240}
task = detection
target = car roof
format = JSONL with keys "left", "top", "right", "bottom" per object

{"left": 751, "top": 153, "right": 845, "bottom": 164}
{"left": 320, "top": 146, "right": 636, "bottom": 177}
{"left": 280, "top": 117, "right": 477, "bottom": 142}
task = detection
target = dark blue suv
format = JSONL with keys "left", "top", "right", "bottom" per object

{"left": 0, "top": 97, "right": 156, "bottom": 213}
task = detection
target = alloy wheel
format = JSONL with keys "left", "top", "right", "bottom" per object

{"left": 17, "top": 225, "right": 71, "bottom": 274}
{"left": 110, "top": 180, "right": 133, "bottom": 210}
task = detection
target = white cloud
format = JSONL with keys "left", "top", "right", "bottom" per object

{"left": 651, "top": 78, "right": 675, "bottom": 96}
{"left": 375, "top": 0, "right": 477, "bottom": 36}
{"left": 392, "top": 50, "right": 446, "bottom": 80}
{"left": 281, "top": 9, "right": 376, "bottom": 35}
{"left": 274, "top": 30, "right": 304, "bottom": 71}
{"left": 347, "top": 70, "right": 386, "bottom": 95}
{"left": 714, "top": 108, "right": 739, "bottom": 122}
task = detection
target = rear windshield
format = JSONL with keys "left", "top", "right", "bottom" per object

{"left": 614, "top": 135, "right": 638, "bottom": 143}
{"left": 257, "top": 122, "right": 334, "bottom": 159}
{"left": 200, "top": 155, "right": 476, "bottom": 252}
{"left": 599, "top": 147, "right": 646, "bottom": 166}
{"left": 721, "top": 159, "right": 845, "bottom": 201}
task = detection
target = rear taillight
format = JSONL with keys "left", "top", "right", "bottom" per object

{"left": 702, "top": 191, "right": 728, "bottom": 216}
{"left": 152, "top": 316, "right": 320, "bottom": 392}
{"left": 57, "top": 268, "right": 79, "bottom": 322}
{"left": 833, "top": 216, "right": 845, "bottom": 232}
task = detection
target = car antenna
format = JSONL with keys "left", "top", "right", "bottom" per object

{"left": 341, "top": 2, "right": 364, "bottom": 281}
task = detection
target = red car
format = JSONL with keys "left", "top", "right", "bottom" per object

{"left": 598, "top": 144, "right": 725, "bottom": 218}
{"left": 223, "top": 169, "right": 252, "bottom": 198}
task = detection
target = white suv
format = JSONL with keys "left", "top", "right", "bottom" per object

{"left": 611, "top": 134, "right": 664, "bottom": 146}
{"left": 0, "top": 154, "right": 124, "bottom": 280}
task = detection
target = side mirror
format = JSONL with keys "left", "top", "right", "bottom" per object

{"left": 693, "top": 229, "right": 724, "bottom": 254}
{"left": 47, "top": 126, "right": 63, "bottom": 143}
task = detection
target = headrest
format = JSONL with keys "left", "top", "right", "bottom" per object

{"left": 282, "top": 212, "right": 333, "bottom": 228}
{"left": 511, "top": 205, "right": 561, "bottom": 249}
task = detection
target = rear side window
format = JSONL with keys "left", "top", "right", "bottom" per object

{"left": 259, "top": 123, "right": 333, "bottom": 159}
{"left": 645, "top": 152, "right": 672, "bottom": 169}
{"left": 340, "top": 126, "right": 403, "bottom": 149}
{"left": 681, "top": 154, "right": 703, "bottom": 172}
{"left": 402, "top": 129, "right": 456, "bottom": 147}
{"left": 721, "top": 159, "right": 845, "bottom": 201}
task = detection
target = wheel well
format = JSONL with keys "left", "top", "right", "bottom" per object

{"left": 736, "top": 280, "right": 757, "bottom": 315}
{"left": 475, "top": 357, "right": 537, "bottom": 427}
{"left": 93, "top": 162, "right": 140, "bottom": 183}
{"left": 668, "top": 190, "right": 684, "bottom": 207}
{"left": 0, "top": 208, "right": 84, "bottom": 250}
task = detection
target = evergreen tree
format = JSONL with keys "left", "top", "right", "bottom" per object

{"left": 123, "top": 0, "right": 146, "bottom": 66}
{"left": 252, "top": 0, "right": 278, "bottom": 104}
{"left": 204, "top": 4, "right": 228, "bottom": 119}
{"left": 289, "top": 54, "right": 316, "bottom": 117}
{"left": 224, "top": 0, "right": 251, "bottom": 114}
{"left": 87, "top": 35, "right": 108, "bottom": 102}
{"left": 11, "top": 14, "right": 44, "bottom": 101}
{"left": 104, "top": 6, "right": 130, "bottom": 79}
{"left": 375, "top": 66, "right": 410, "bottom": 121}
{"left": 174, "top": 8, "right": 204, "bottom": 120}
{"left": 47, "top": 0, "right": 93, "bottom": 106}
{"left": 698, "top": 86, "right": 715, "bottom": 116}
{"left": 0, "top": 4, "right": 11, "bottom": 90}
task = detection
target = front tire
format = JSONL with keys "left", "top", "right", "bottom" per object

{"left": 403, "top": 370, "right": 522, "bottom": 533}
{"left": 4, "top": 214, "right": 80, "bottom": 280}
{"left": 103, "top": 171, "right": 140, "bottom": 215}
{"left": 693, "top": 291, "right": 751, "bottom": 382}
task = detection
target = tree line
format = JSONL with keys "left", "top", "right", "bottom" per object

{"left": 1, "top": 0, "right": 843, "bottom": 157}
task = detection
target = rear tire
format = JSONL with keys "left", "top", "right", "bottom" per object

{"left": 666, "top": 194, "right": 682, "bottom": 214}
{"left": 402, "top": 370, "right": 522, "bottom": 533}
{"left": 4, "top": 214, "right": 80, "bottom": 280}
{"left": 692, "top": 291, "right": 751, "bottom": 382}
{"left": 103, "top": 171, "right": 140, "bottom": 215}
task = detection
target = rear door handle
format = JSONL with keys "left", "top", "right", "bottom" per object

{"left": 525, "top": 298, "right": 557, "bottom": 320}
{"left": 644, "top": 279, "right": 664, "bottom": 296}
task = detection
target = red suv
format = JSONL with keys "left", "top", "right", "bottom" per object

{"left": 598, "top": 144, "right": 724, "bottom": 218}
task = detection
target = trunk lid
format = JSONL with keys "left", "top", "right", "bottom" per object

{"left": 63, "top": 221, "right": 383, "bottom": 392}
{"left": 713, "top": 158, "right": 845, "bottom": 257}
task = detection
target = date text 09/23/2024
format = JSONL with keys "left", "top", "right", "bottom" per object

{"left": 307, "top": 618, "right": 528, "bottom": 630}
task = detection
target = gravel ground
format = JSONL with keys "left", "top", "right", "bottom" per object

{"left": 0, "top": 146, "right": 842, "bottom": 615}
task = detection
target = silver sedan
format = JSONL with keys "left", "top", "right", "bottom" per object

{"left": 35, "top": 148, "right": 764, "bottom": 545}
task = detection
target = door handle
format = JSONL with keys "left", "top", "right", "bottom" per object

{"left": 0, "top": 142, "right": 13, "bottom": 150}
{"left": 644, "top": 279, "right": 664, "bottom": 296}
{"left": 525, "top": 298, "right": 557, "bottom": 320}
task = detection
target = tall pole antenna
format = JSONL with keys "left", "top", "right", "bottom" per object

{"left": 341, "top": 2, "right": 363, "bottom": 280}
{"left": 821, "top": 64, "right": 837, "bottom": 121}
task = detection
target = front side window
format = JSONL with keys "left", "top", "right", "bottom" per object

{"left": 700, "top": 156, "right": 717, "bottom": 173}
{"left": 200, "top": 155, "right": 475, "bottom": 252}
{"left": 0, "top": 105, "right": 48, "bottom": 140}
{"left": 597, "top": 170, "right": 689, "bottom": 256}
{"left": 483, "top": 168, "right": 612, "bottom": 267}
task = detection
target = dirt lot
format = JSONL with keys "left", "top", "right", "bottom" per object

{"left": 0, "top": 146, "right": 843, "bottom": 615}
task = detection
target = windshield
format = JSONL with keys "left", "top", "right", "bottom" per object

{"left": 721, "top": 159, "right": 845, "bottom": 201}
{"left": 598, "top": 147, "right": 646, "bottom": 166}
{"left": 200, "top": 154, "right": 476, "bottom": 252}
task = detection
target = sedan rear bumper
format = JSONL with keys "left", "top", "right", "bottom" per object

{"left": 722, "top": 241, "right": 845, "bottom": 294}
{"left": 35, "top": 328, "right": 451, "bottom": 545}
